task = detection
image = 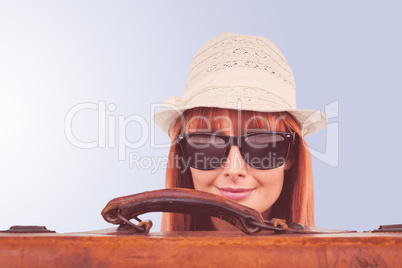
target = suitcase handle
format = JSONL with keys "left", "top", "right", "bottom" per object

{"left": 101, "top": 188, "right": 292, "bottom": 234}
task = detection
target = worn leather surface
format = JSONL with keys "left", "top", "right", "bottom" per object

{"left": 102, "top": 188, "right": 266, "bottom": 234}
{"left": 101, "top": 188, "right": 359, "bottom": 235}
{"left": 1, "top": 230, "right": 402, "bottom": 267}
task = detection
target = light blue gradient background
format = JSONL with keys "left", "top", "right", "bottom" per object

{"left": 1, "top": 1, "right": 401, "bottom": 233}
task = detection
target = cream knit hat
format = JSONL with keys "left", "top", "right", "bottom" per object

{"left": 153, "top": 32, "right": 327, "bottom": 137}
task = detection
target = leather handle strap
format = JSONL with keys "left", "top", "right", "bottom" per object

{"left": 102, "top": 188, "right": 270, "bottom": 234}
{"left": 102, "top": 188, "right": 357, "bottom": 235}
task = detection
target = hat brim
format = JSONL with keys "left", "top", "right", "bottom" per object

{"left": 153, "top": 106, "right": 327, "bottom": 138}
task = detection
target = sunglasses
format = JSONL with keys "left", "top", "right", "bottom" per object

{"left": 176, "top": 131, "right": 295, "bottom": 170}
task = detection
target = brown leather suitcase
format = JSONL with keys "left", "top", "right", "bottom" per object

{"left": 2, "top": 189, "right": 401, "bottom": 267}
{"left": 1, "top": 228, "right": 402, "bottom": 267}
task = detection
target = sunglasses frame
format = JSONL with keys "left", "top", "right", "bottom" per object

{"left": 176, "top": 131, "right": 296, "bottom": 170}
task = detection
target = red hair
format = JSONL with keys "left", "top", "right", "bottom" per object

{"left": 161, "top": 107, "right": 314, "bottom": 231}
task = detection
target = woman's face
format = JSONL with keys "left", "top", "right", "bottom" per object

{"left": 188, "top": 116, "right": 292, "bottom": 229}
{"left": 190, "top": 147, "right": 286, "bottom": 219}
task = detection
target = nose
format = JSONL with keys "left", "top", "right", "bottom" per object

{"left": 223, "top": 146, "right": 247, "bottom": 179}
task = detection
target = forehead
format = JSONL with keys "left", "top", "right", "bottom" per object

{"left": 184, "top": 109, "right": 289, "bottom": 134}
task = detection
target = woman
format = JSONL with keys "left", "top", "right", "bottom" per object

{"left": 153, "top": 32, "right": 327, "bottom": 231}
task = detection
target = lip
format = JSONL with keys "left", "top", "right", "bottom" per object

{"left": 218, "top": 188, "right": 254, "bottom": 200}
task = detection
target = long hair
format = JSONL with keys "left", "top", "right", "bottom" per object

{"left": 161, "top": 107, "right": 314, "bottom": 231}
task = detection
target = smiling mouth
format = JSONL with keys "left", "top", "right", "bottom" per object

{"left": 218, "top": 188, "right": 254, "bottom": 200}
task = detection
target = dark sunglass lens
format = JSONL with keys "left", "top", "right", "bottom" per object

{"left": 243, "top": 133, "right": 290, "bottom": 169}
{"left": 184, "top": 134, "right": 227, "bottom": 170}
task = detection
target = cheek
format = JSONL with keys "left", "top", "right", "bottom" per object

{"left": 249, "top": 168, "right": 285, "bottom": 215}
{"left": 252, "top": 167, "right": 284, "bottom": 185}
{"left": 190, "top": 168, "right": 221, "bottom": 191}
